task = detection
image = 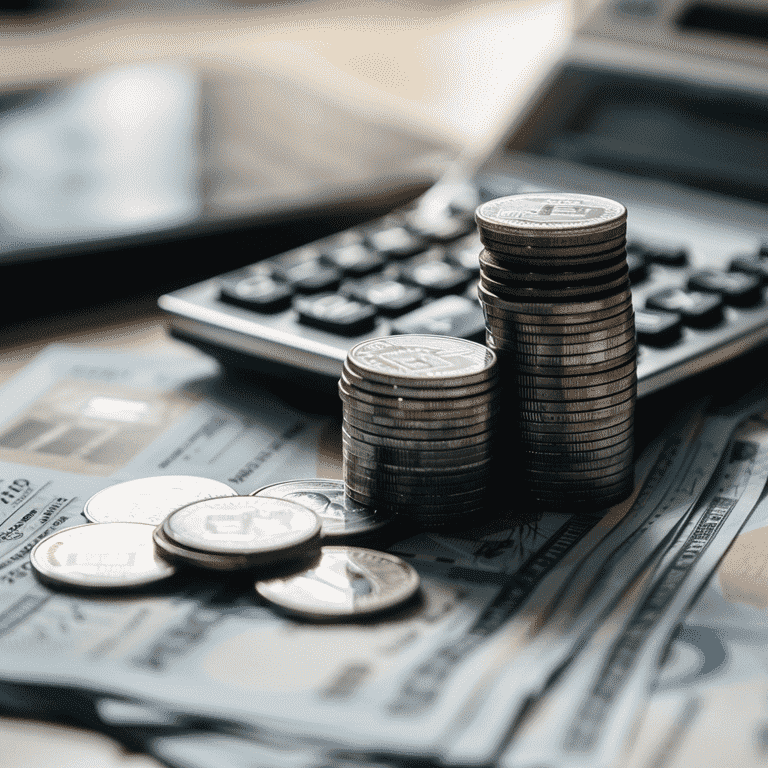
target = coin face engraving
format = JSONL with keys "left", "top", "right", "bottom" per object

{"left": 251, "top": 480, "right": 393, "bottom": 540}
{"left": 477, "top": 193, "right": 626, "bottom": 232}
{"left": 163, "top": 496, "right": 321, "bottom": 555}
{"left": 83, "top": 476, "right": 237, "bottom": 526}
{"left": 348, "top": 335, "right": 495, "bottom": 383}
{"left": 30, "top": 522, "right": 175, "bottom": 589}
{"left": 255, "top": 546, "right": 420, "bottom": 617}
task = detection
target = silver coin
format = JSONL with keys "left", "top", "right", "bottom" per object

{"left": 344, "top": 467, "right": 490, "bottom": 494}
{"left": 489, "top": 329, "right": 636, "bottom": 356}
{"left": 342, "top": 421, "right": 493, "bottom": 450}
{"left": 521, "top": 432, "right": 634, "bottom": 457}
{"left": 475, "top": 193, "right": 626, "bottom": 244}
{"left": 338, "top": 386, "right": 499, "bottom": 421}
{"left": 346, "top": 475, "right": 488, "bottom": 501}
{"left": 343, "top": 411, "right": 492, "bottom": 441}
{"left": 518, "top": 414, "right": 634, "bottom": 438}
{"left": 339, "top": 374, "right": 497, "bottom": 411}
{"left": 482, "top": 306, "right": 635, "bottom": 335}
{"left": 344, "top": 486, "right": 487, "bottom": 515}
{"left": 478, "top": 285, "right": 633, "bottom": 321}
{"left": 517, "top": 398, "right": 634, "bottom": 424}
{"left": 341, "top": 402, "right": 495, "bottom": 430}
{"left": 479, "top": 249, "right": 628, "bottom": 283}
{"left": 509, "top": 360, "right": 637, "bottom": 389}
{"left": 341, "top": 366, "right": 499, "bottom": 402}
{"left": 516, "top": 386, "right": 636, "bottom": 414}
{"left": 492, "top": 347, "right": 637, "bottom": 376}
{"left": 250, "top": 479, "right": 393, "bottom": 542}
{"left": 84, "top": 475, "right": 238, "bottom": 526}
{"left": 511, "top": 373, "right": 637, "bottom": 401}
{"left": 163, "top": 496, "right": 321, "bottom": 560}
{"left": 255, "top": 546, "right": 420, "bottom": 618}
{"left": 524, "top": 445, "right": 634, "bottom": 471}
{"left": 505, "top": 340, "right": 637, "bottom": 368}
{"left": 485, "top": 317, "right": 635, "bottom": 343}
{"left": 342, "top": 448, "right": 494, "bottom": 475}
{"left": 342, "top": 433, "right": 494, "bottom": 464}
{"left": 479, "top": 233, "right": 627, "bottom": 258}
{"left": 30, "top": 522, "right": 175, "bottom": 589}
{"left": 152, "top": 525, "right": 276, "bottom": 572}
{"left": 347, "top": 335, "right": 496, "bottom": 387}
{"left": 480, "top": 271, "right": 629, "bottom": 301}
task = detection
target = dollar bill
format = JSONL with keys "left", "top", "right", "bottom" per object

{"left": 501, "top": 412, "right": 768, "bottom": 768}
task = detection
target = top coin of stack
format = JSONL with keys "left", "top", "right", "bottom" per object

{"left": 340, "top": 334, "right": 499, "bottom": 529}
{"left": 475, "top": 192, "right": 636, "bottom": 512}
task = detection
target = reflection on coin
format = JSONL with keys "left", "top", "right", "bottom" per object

{"left": 30, "top": 522, "right": 175, "bottom": 589}
{"left": 84, "top": 475, "right": 237, "bottom": 525}
{"left": 163, "top": 496, "right": 321, "bottom": 560}
{"left": 250, "top": 479, "right": 393, "bottom": 542}
{"left": 255, "top": 546, "right": 420, "bottom": 618}
{"left": 347, "top": 335, "right": 496, "bottom": 386}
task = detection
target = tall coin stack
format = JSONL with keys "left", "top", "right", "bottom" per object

{"left": 340, "top": 335, "right": 499, "bottom": 529}
{"left": 476, "top": 192, "right": 636, "bottom": 511}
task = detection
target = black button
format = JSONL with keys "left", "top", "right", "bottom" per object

{"left": 391, "top": 295, "right": 485, "bottom": 341}
{"left": 295, "top": 294, "right": 377, "bottom": 336}
{"left": 634, "top": 308, "right": 682, "bottom": 346}
{"left": 626, "top": 252, "right": 649, "bottom": 284}
{"left": 405, "top": 209, "right": 474, "bottom": 242}
{"left": 399, "top": 250, "right": 473, "bottom": 297}
{"left": 322, "top": 243, "right": 386, "bottom": 277}
{"left": 365, "top": 223, "right": 427, "bottom": 259}
{"left": 731, "top": 255, "right": 768, "bottom": 283}
{"left": 688, "top": 269, "right": 762, "bottom": 307}
{"left": 343, "top": 278, "right": 424, "bottom": 317}
{"left": 643, "top": 246, "right": 688, "bottom": 267}
{"left": 447, "top": 234, "right": 482, "bottom": 274}
{"left": 646, "top": 288, "right": 723, "bottom": 328}
{"left": 219, "top": 275, "right": 293, "bottom": 313}
{"left": 276, "top": 254, "right": 341, "bottom": 294}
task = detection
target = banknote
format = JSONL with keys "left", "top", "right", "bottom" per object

{"left": 501, "top": 413, "right": 768, "bottom": 768}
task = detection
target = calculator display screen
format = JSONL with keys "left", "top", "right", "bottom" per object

{"left": 505, "top": 64, "right": 768, "bottom": 206}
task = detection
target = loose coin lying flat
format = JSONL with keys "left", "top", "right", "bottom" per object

{"left": 255, "top": 546, "right": 420, "bottom": 618}
{"left": 84, "top": 475, "right": 237, "bottom": 526}
{"left": 250, "top": 479, "right": 393, "bottom": 543}
{"left": 31, "top": 522, "right": 176, "bottom": 589}
{"left": 163, "top": 496, "right": 321, "bottom": 563}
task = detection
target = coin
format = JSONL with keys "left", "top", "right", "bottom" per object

{"left": 30, "top": 522, "right": 176, "bottom": 589}
{"left": 479, "top": 249, "right": 628, "bottom": 282}
{"left": 346, "top": 335, "right": 496, "bottom": 387}
{"left": 515, "top": 386, "right": 636, "bottom": 413}
{"left": 344, "top": 486, "right": 487, "bottom": 515}
{"left": 342, "top": 421, "right": 493, "bottom": 450}
{"left": 509, "top": 360, "right": 637, "bottom": 389}
{"left": 478, "top": 283, "right": 632, "bottom": 319}
{"left": 83, "top": 476, "right": 237, "bottom": 526}
{"left": 501, "top": 340, "right": 637, "bottom": 367}
{"left": 488, "top": 329, "right": 636, "bottom": 356}
{"left": 341, "top": 403, "right": 495, "bottom": 430}
{"left": 342, "top": 432, "right": 494, "bottom": 463}
{"left": 511, "top": 373, "right": 637, "bottom": 401}
{"left": 493, "top": 349, "right": 636, "bottom": 377}
{"left": 250, "top": 479, "right": 394, "bottom": 543}
{"left": 342, "top": 449, "right": 494, "bottom": 475}
{"left": 486, "top": 317, "right": 635, "bottom": 343}
{"left": 152, "top": 525, "right": 281, "bottom": 572}
{"left": 342, "top": 361, "right": 498, "bottom": 400}
{"left": 478, "top": 234, "right": 627, "bottom": 259}
{"left": 162, "top": 496, "right": 321, "bottom": 562}
{"left": 255, "top": 546, "right": 420, "bottom": 618}
{"left": 339, "top": 374, "right": 496, "bottom": 411}
{"left": 480, "top": 271, "right": 629, "bottom": 301}
{"left": 518, "top": 414, "right": 634, "bottom": 438}
{"left": 343, "top": 410, "right": 492, "bottom": 439}
{"left": 476, "top": 193, "right": 626, "bottom": 244}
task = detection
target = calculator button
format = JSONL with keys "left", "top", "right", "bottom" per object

{"left": 391, "top": 295, "right": 485, "bottom": 340}
{"left": 730, "top": 255, "right": 768, "bottom": 283}
{"left": 279, "top": 259, "right": 342, "bottom": 294}
{"left": 365, "top": 224, "right": 427, "bottom": 259}
{"left": 642, "top": 246, "right": 688, "bottom": 267}
{"left": 634, "top": 308, "right": 682, "bottom": 346}
{"left": 447, "top": 235, "right": 482, "bottom": 274}
{"left": 295, "top": 294, "right": 377, "bottom": 336}
{"left": 399, "top": 250, "right": 474, "bottom": 297}
{"left": 219, "top": 275, "right": 293, "bottom": 313}
{"left": 343, "top": 278, "right": 424, "bottom": 317}
{"left": 687, "top": 269, "right": 762, "bottom": 307}
{"left": 646, "top": 288, "right": 723, "bottom": 328}
{"left": 321, "top": 243, "right": 386, "bottom": 277}
{"left": 626, "top": 252, "right": 649, "bottom": 284}
{"left": 404, "top": 209, "right": 474, "bottom": 242}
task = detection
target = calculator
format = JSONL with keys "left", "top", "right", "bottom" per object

{"left": 160, "top": 0, "right": 768, "bottom": 399}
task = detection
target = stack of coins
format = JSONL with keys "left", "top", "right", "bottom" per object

{"left": 475, "top": 192, "right": 636, "bottom": 511}
{"left": 339, "top": 334, "right": 499, "bottom": 528}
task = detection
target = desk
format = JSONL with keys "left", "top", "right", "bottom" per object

{"left": 0, "top": 2, "right": 583, "bottom": 764}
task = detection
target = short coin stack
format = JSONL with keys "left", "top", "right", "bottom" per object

{"left": 339, "top": 334, "right": 499, "bottom": 529}
{"left": 475, "top": 192, "right": 636, "bottom": 511}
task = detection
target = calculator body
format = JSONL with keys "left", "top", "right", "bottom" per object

{"left": 160, "top": 0, "right": 768, "bottom": 398}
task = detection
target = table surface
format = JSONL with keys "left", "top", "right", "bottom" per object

{"left": 0, "top": 1, "right": 587, "bottom": 763}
